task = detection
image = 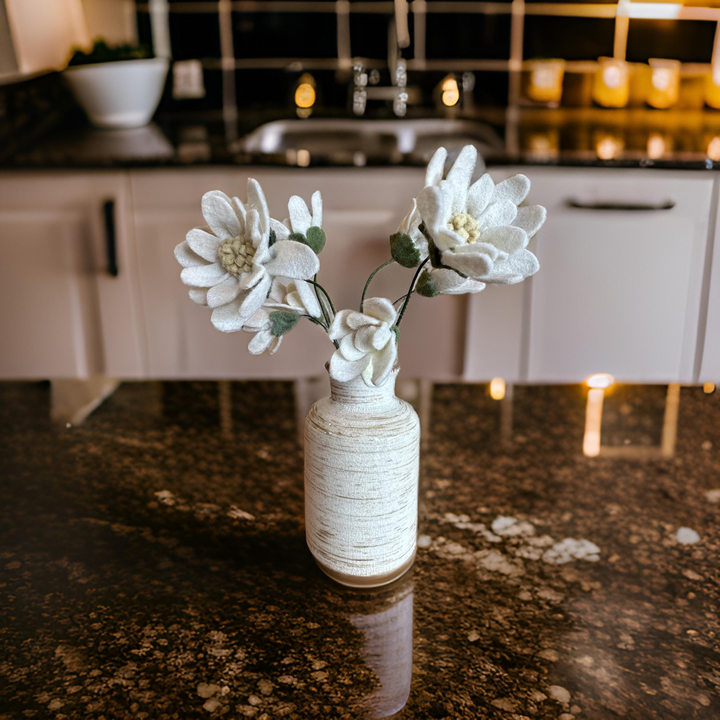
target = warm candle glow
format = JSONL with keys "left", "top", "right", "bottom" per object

{"left": 704, "top": 382, "right": 716, "bottom": 394}
{"left": 489, "top": 377, "right": 506, "bottom": 401}
{"left": 295, "top": 82, "right": 316, "bottom": 109}
{"left": 586, "top": 373, "right": 615, "bottom": 389}
{"left": 583, "top": 387, "right": 605, "bottom": 457}
{"left": 441, "top": 76, "right": 460, "bottom": 107}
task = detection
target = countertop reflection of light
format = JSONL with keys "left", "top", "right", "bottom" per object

{"left": 704, "top": 382, "right": 716, "bottom": 394}
{"left": 441, "top": 76, "right": 459, "bottom": 107}
{"left": 489, "top": 377, "right": 506, "bottom": 401}
{"left": 586, "top": 373, "right": 615, "bottom": 389}
{"left": 708, "top": 137, "right": 720, "bottom": 161}
{"left": 297, "top": 148, "right": 310, "bottom": 167}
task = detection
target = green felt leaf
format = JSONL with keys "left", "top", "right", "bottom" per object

{"left": 305, "top": 226, "right": 326, "bottom": 254}
{"left": 269, "top": 310, "right": 300, "bottom": 337}
{"left": 289, "top": 232, "right": 306, "bottom": 243}
{"left": 390, "top": 325, "right": 401, "bottom": 343}
{"left": 268, "top": 229, "right": 277, "bottom": 246}
{"left": 389, "top": 232, "right": 421, "bottom": 268}
{"left": 415, "top": 270, "right": 439, "bottom": 298}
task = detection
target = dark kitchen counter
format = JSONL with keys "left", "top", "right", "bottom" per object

{"left": 6, "top": 107, "right": 720, "bottom": 172}
{"left": 1, "top": 379, "right": 718, "bottom": 719}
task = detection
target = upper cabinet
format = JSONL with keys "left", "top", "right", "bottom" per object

{"left": 466, "top": 167, "right": 714, "bottom": 384}
{"left": 700, "top": 195, "right": 720, "bottom": 383}
{"left": 0, "top": 172, "right": 146, "bottom": 379}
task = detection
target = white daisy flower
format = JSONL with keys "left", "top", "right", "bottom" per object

{"left": 328, "top": 298, "right": 398, "bottom": 387}
{"left": 264, "top": 277, "right": 322, "bottom": 319}
{"left": 270, "top": 190, "right": 326, "bottom": 254}
{"left": 243, "top": 308, "right": 282, "bottom": 355}
{"left": 417, "top": 145, "right": 546, "bottom": 287}
{"left": 174, "top": 179, "right": 320, "bottom": 333}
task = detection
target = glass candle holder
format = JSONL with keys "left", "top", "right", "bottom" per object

{"left": 592, "top": 58, "right": 629, "bottom": 108}
{"left": 647, "top": 59, "right": 680, "bottom": 109}
{"left": 526, "top": 59, "right": 565, "bottom": 105}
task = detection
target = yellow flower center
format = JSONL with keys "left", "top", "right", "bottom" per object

{"left": 218, "top": 235, "right": 255, "bottom": 276}
{"left": 448, "top": 212, "right": 481, "bottom": 243}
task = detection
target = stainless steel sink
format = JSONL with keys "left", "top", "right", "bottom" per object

{"left": 239, "top": 118, "right": 503, "bottom": 165}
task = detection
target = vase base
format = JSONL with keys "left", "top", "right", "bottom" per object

{"left": 313, "top": 552, "right": 416, "bottom": 589}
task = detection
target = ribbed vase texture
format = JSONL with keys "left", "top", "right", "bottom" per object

{"left": 304, "top": 372, "right": 420, "bottom": 587}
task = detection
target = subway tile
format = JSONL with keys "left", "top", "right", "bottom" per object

{"left": 524, "top": 16, "right": 615, "bottom": 61}
{"left": 426, "top": 14, "right": 511, "bottom": 60}
{"left": 232, "top": 12, "right": 337, "bottom": 58}
{"left": 168, "top": 12, "right": 222, "bottom": 60}
{"left": 351, "top": 11, "right": 414, "bottom": 59}
{"left": 626, "top": 20, "right": 715, "bottom": 64}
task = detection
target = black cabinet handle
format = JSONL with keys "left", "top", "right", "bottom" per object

{"left": 103, "top": 199, "right": 118, "bottom": 277}
{"left": 566, "top": 198, "right": 676, "bottom": 211}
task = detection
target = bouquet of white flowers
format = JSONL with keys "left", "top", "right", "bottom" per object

{"left": 174, "top": 144, "right": 546, "bottom": 386}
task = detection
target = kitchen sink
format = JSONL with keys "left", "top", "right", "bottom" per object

{"left": 239, "top": 118, "right": 504, "bottom": 165}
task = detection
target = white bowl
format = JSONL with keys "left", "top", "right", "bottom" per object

{"left": 63, "top": 58, "right": 169, "bottom": 129}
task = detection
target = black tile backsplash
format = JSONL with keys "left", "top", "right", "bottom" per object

{"left": 626, "top": 20, "right": 716, "bottom": 64}
{"left": 136, "top": 2, "right": 720, "bottom": 116}
{"left": 426, "top": 14, "right": 511, "bottom": 60}
{"left": 232, "top": 12, "right": 337, "bottom": 58}
{"left": 524, "top": 16, "right": 615, "bottom": 61}
{"left": 169, "top": 12, "right": 222, "bottom": 61}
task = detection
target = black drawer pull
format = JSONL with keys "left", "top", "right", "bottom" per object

{"left": 103, "top": 199, "right": 118, "bottom": 277}
{"left": 566, "top": 198, "right": 676, "bottom": 211}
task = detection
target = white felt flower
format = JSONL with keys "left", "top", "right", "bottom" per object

{"left": 328, "top": 298, "right": 398, "bottom": 387}
{"left": 243, "top": 308, "right": 282, "bottom": 355}
{"left": 174, "top": 180, "right": 320, "bottom": 333}
{"left": 270, "top": 191, "right": 325, "bottom": 253}
{"left": 264, "top": 277, "right": 322, "bottom": 318}
{"left": 417, "top": 145, "right": 546, "bottom": 286}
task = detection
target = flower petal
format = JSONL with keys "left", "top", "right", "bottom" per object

{"left": 512, "top": 205, "right": 547, "bottom": 238}
{"left": 247, "top": 178, "right": 270, "bottom": 236}
{"left": 175, "top": 240, "right": 207, "bottom": 268}
{"left": 346, "top": 310, "right": 378, "bottom": 330}
{"left": 311, "top": 190, "right": 323, "bottom": 229}
{"left": 370, "top": 335, "right": 397, "bottom": 387}
{"left": 181, "top": 263, "right": 228, "bottom": 287}
{"left": 288, "top": 195, "right": 312, "bottom": 235}
{"left": 294, "top": 278, "right": 322, "bottom": 317}
{"left": 445, "top": 145, "right": 478, "bottom": 213}
{"left": 484, "top": 249, "right": 540, "bottom": 284}
{"left": 237, "top": 273, "right": 272, "bottom": 325}
{"left": 263, "top": 241, "right": 319, "bottom": 280}
{"left": 425, "top": 147, "right": 447, "bottom": 187}
{"left": 362, "top": 297, "right": 397, "bottom": 325}
{"left": 329, "top": 351, "right": 371, "bottom": 382}
{"left": 207, "top": 276, "right": 242, "bottom": 309}
{"left": 270, "top": 217, "right": 291, "bottom": 242}
{"left": 466, "top": 174, "right": 495, "bottom": 217}
{"left": 244, "top": 307, "right": 270, "bottom": 331}
{"left": 248, "top": 328, "right": 274, "bottom": 355}
{"left": 202, "top": 191, "right": 242, "bottom": 240}
{"left": 341, "top": 333, "right": 369, "bottom": 361}
{"left": 210, "top": 274, "right": 271, "bottom": 332}
{"left": 354, "top": 326, "right": 378, "bottom": 353}
{"left": 232, "top": 196, "right": 247, "bottom": 225}
{"left": 188, "top": 287, "right": 208, "bottom": 304}
{"left": 186, "top": 228, "right": 220, "bottom": 262}
{"left": 371, "top": 326, "right": 391, "bottom": 350}
{"left": 210, "top": 296, "right": 244, "bottom": 333}
{"left": 478, "top": 199, "right": 517, "bottom": 230}
{"left": 493, "top": 174, "right": 531, "bottom": 205}
{"left": 482, "top": 225, "right": 529, "bottom": 254}
{"left": 417, "top": 185, "right": 448, "bottom": 238}
{"left": 441, "top": 247, "right": 494, "bottom": 279}
{"left": 328, "top": 309, "right": 354, "bottom": 341}
{"left": 429, "top": 268, "right": 486, "bottom": 295}
{"left": 268, "top": 336, "right": 282, "bottom": 355}
{"left": 238, "top": 263, "right": 266, "bottom": 291}
{"left": 435, "top": 227, "right": 467, "bottom": 252}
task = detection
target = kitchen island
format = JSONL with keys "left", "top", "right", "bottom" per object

{"left": 1, "top": 379, "right": 718, "bottom": 719}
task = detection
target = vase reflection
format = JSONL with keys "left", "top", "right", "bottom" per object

{"left": 343, "top": 575, "right": 415, "bottom": 718}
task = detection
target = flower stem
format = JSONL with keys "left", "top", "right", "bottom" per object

{"left": 307, "top": 280, "right": 339, "bottom": 348}
{"left": 396, "top": 257, "right": 429, "bottom": 328}
{"left": 360, "top": 259, "right": 394, "bottom": 312}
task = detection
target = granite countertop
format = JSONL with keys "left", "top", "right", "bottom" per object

{"left": 1, "top": 379, "right": 718, "bottom": 719}
{"left": 6, "top": 107, "right": 720, "bottom": 172}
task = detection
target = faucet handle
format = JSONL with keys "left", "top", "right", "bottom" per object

{"left": 395, "top": 58, "right": 407, "bottom": 88}
{"left": 353, "top": 88, "right": 367, "bottom": 115}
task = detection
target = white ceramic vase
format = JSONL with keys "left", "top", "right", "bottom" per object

{"left": 304, "top": 371, "right": 420, "bottom": 587}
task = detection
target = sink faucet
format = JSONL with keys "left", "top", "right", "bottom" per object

{"left": 352, "top": 1, "right": 411, "bottom": 117}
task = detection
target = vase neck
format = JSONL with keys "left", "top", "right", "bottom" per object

{"left": 329, "top": 372, "right": 398, "bottom": 409}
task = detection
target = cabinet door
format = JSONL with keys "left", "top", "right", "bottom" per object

{"left": 466, "top": 167, "right": 713, "bottom": 383}
{"left": 700, "top": 195, "right": 720, "bottom": 383}
{"left": 0, "top": 172, "right": 146, "bottom": 379}
{"left": 131, "top": 167, "right": 466, "bottom": 379}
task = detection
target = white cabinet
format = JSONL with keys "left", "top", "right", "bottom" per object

{"left": 131, "top": 167, "right": 466, "bottom": 379}
{"left": 466, "top": 168, "right": 714, "bottom": 384}
{"left": 0, "top": 172, "right": 146, "bottom": 378}
{"left": 700, "top": 196, "right": 720, "bottom": 383}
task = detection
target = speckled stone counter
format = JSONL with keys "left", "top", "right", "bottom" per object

{"left": 1, "top": 380, "right": 718, "bottom": 719}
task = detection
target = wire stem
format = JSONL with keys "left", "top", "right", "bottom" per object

{"left": 396, "top": 257, "right": 429, "bottom": 328}
{"left": 360, "top": 259, "right": 394, "bottom": 312}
